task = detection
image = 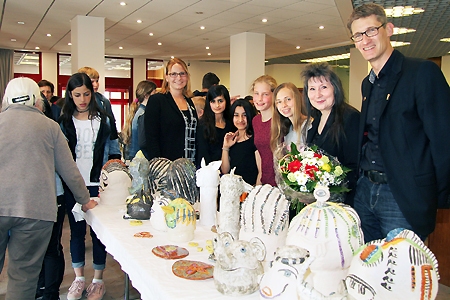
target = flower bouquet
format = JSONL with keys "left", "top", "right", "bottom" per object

{"left": 275, "top": 143, "right": 350, "bottom": 214}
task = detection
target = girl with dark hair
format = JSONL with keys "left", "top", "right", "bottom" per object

{"left": 221, "top": 99, "right": 261, "bottom": 185}
{"left": 302, "top": 62, "right": 360, "bottom": 205}
{"left": 59, "top": 72, "right": 121, "bottom": 299}
{"left": 195, "top": 84, "right": 233, "bottom": 167}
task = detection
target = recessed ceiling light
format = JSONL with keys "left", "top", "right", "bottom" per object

{"left": 68, "top": 42, "right": 72, "bottom": 46}
{"left": 46, "top": 33, "right": 51, "bottom": 37}
{"left": 137, "top": 20, "right": 142, "bottom": 23}
{"left": 207, "top": 53, "right": 211, "bottom": 56}
{"left": 262, "top": 19, "right": 268, "bottom": 23}
{"left": 200, "top": 26, "right": 205, "bottom": 30}
{"left": 440, "top": 38, "right": 450, "bottom": 43}
{"left": 149, "top": 32, "right": 154, "bottom": 36}
{"left": 35, "top": 46, "right": 40, "bottom": 50}
{"left": 301, "top": 53, "right": 350, "bottom": 63}
{"left": 18, "top": 21, "right": 25, "bottom": 25}
{"left": 105, "top": 38, "right": 110, "bottom": 42}
{"left": 319, "top": 25, "right": 324, "bottom": 29}
{"left": 392, "top": 27, "right": 416, "bottom": 35}
{"left": 171, "top": 56, "right": 175, "bottom": 59}
{"left": 11, "top": 39, "right": 16, "bottom": 42}
{"left": 296, "top": 46, "right": 301, "bottom": 49}
{"left": 391, "top": 41, "right": 410, "bottom": 47}
{"left": 119, "top": 46, "right": 123, "bottom": 49}
{"left": 120, "top": 2, "right": 126, "bottom": 6}
{"left": 385, "top": 6, "right": 424, "bottom": 17}
{"left": 158, "top": 42, "right": 162, "bottom": 46}
{"left": 206, "top": 46, "right": 209, "bottom": 50}
{"left": 265, "top": 60, "right": 269, "bottom": 63}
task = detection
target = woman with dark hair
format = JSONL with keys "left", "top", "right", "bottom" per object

{"left": 195, "top": 84, "right": 233, "bottom": 167}
{"left": 302, "top": 62, "right": 360, "bottom": 205}
{"left": 59, "top": 72, "right": 121, "bottom": 299}
{"left": 142, "top": 57, "right": 198, "bottom": 162}
{"left": 221, "top": 99, "right": 261, "bottom": 185}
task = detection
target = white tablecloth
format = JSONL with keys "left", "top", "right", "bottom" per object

{"left": 85, "top": 203, "right": 259, "bottom": 300}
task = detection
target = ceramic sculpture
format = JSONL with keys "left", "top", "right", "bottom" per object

{"left": 345, "top": 228, "right": 440, "bottom": 300}
{"left": 99, "top": 159, "right": 132, "bottom": 205}
{"left": 166, "top": 158, "right": 199, "bottom": 205}
{"left": 128, "top": 150, "right": 150, "bottom": 195}
{"left": 125, "top": 187, "right": 153, "bottom": 220}
{"left": 148, "top": 157, "right": 171, "bottom": 201}
{"left": 286, "top": 186, "right": 364, "bottom": 297}
{"left": 240, "top": 184, "right": 290, "bottom": 267}
{"left": 213, "top": 232, "right": 266, "bottom": 296}
{"left": 218, "top": 168, "right": 253, "bottom": 239}
{"left": 150, "top": 193, "right": 171, "bottom": 232}
{"left": 161, "top": 197, "right": 196, "bottom": 242}
{"left": 196, "top": 159, "right": 221, "bottom": 227}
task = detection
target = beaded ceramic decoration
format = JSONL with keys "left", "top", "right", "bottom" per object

{"left": 346, "top": 228, "right": 440, "bottom": 300}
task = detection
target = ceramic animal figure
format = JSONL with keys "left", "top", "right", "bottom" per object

{"left": 196, "top": 159, "right": 221, "bottom": 227}
{"left": 125, "top": 187, "right": 153, "bottom": 220}
{"left": 161, "top": 197, "right": 196, "bottom": 242}
{"left": 286, "top": 186, "right": 364, "bottom": 297}
{"left": 150, "top": 193, "right": 171, "bottom": 232}
{"left": 240, "top": 184, "right": 290, "bottom": 266}
{"left": 213, "top": 232, "right": 266, "bottom": 296}
{"left": 148, "top": 157, "right": 171, "bottom": 201}
{"left": 259, "top": 245, "right": 311, "bottom": 299}
{"left": 345, "top": 228, "right": 440, "bottom": 300}
{"left": 99, "top": 159, "right": 132, "bottom": 205}
{"left": 166, "top": 158, "right": 199, "bottom": 205}
{"left": 128, "top": 151, "right": 150, "bottom": 195}
{"left": 218, "top": 168, "right": 253, "bottom": 240}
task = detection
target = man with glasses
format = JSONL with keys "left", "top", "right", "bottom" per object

{"left": 347, "top": 3, "right": 450, "bottom": 243}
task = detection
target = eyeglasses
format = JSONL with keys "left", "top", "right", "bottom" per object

{"left": 351, "top": 24, "right": 385, "bottom": 42}
{"left": 168, "top": 72, "right": 187, "bottom": 78}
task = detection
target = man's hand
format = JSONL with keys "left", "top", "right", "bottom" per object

{"left": 81, "top": 199, "right": 98, "bottom": 212}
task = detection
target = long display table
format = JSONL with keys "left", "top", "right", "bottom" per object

{"left": 85, "top": 203, "right": 258, "bottom": 300}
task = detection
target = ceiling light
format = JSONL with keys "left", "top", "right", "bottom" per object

{"left": 119, "top": 46, "right": 123, "bottom": 49}
{"left": 171, "top": 56, "right": 175, "bottom": 59}
{"left": 391, "top": 41, "right": 410, "bottom": 47}
{"left": 319, "top": 25, "right": 324, "bottom": 29}
{"left": 265, "top": 60, "right": 268, "bottom": 63}
{"left": 207, "top": 53, "right": 211, "bottom": 56}
{"left": 296, "top": 46, "right": 301, "bottom": 49}
{"left": 137, "top": 20, "right": 142, "bottom": 23}
{"left": 149, "top": 32, "right": 154, "bottom": 36}
{"left": 35, "top": 46, "right": 40, "bottom": 50}
{"left": 158, "top": 42, "right": 162, "bottom": 46}
{"left": 105, "top": 38, "right": 110, "bottom": 42}
{"left": 206, "top": 46, "right": 209, "bottom": 50}
{"left": 301, "top": 53, "right": 350, "bottom": 63}
{"left": 440, "top": 38, "right": 450, "bottom": 43}
{"left": 262, "top": 19, "right": 268, "bottom": 23}
{"left": 18, "top": 21, "right": 25, "bottom": 25}
{"left": 385, "top": 6, "right": 424, "bottom": 18}
{"left": 11, "top": 38, "right": 16, "bottom": 42}
{"left": 68, "top": 42, "right": 72, "bottom": 46}
{"left": 46, "top": 33, "right": 51, "bottom": 37}
{"left": 200, "top": 26, "right": 205, "bottom": 30}
{"left": 392, "top": 27, "right": 416, "bottom": 35}
{"left": 120, "top": 2, "right": 126, "bottom": 6}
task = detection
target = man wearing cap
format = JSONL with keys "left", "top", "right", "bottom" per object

{"left": 0, "top": 77, "right": 97, "bottom": 299}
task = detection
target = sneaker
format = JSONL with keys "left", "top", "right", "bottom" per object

{"left": 67, "top": 279, "right": 85, "bottom": 300}
{"left": 86, "top": 282, "right": 106, "bottom": 300}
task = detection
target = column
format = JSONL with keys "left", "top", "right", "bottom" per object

{"left": 348, "top": 47, "right": 370, "bottom": 111}
{"left": 71, "top": 16, "right": 105, "bottom": 92}
{"left": 229, "top": 32, "right": 265, "bottom": 98}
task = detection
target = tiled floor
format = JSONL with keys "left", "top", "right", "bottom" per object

{"left": 1, "top": 217, "right": 450, "bottom": 300}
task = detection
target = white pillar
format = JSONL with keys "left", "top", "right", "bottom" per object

{"left": 441, "top": 56, "right": 450, "bottom": 84}
{"left": 348, "top": 47, "right": 370, "bottom": 111}
{"left": 230, "top": 32, "right": 265, "bottom": 98}
{"left": 41, "top": 52, "right": 58, "bottom": 92}
{"left": 71, "top": 15, "right": 105, "bottom": 92}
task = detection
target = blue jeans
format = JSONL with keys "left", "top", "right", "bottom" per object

{"left": 65, "top": 185, "right": 106, "bottom": 270}
{"left": 354, "top": 175, "right": 424, "bottom": 243}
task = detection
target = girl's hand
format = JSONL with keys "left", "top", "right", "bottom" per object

{"left": 223, "top": 131, "right": 238, "bottom": 149}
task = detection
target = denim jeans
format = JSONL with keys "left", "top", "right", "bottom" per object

{"left": 354, "top": 175, "right": 423, "bottom": 243}
{"left": 65, "top": 185, "right": 106, "bottom": 270}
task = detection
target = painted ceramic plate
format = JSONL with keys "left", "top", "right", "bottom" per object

{"left": 172, "top": 260, "right": 214, "bottom": 280}
{"left": 152, "top": 245, "right": 189, "bottom": 259}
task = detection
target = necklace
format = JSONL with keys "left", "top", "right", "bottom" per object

{"left": 178, "top": 97, "right": 197, "bottom": 162}
{"left": 76, "top": 107, "right": 89, "bottom": 113}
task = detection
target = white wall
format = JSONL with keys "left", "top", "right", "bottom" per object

{"left": 187, "top": 61, "right": 230, "bottom": 93}
{"left": 441, "top": 55, "right": 450, "bottom": 84}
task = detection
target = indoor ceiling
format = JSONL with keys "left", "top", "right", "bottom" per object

{"left": 0, "top": 0, "right": 449, "bottom": 67}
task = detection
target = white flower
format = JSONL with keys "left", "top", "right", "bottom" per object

{"left": 287, "top": 172, "right": 297, "bottom": 183}
{"left": 302, "top": 150, "right": 315, "bottom": 158}
{"left": 295, "top": 172, "right": 309, "bottom": 186}
{"left": 300, "top": 185, "right": 308, "bottom": 192}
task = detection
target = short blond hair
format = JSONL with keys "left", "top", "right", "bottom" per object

{"left": 78, "top": 66, "right": 100, "bottom": 79}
